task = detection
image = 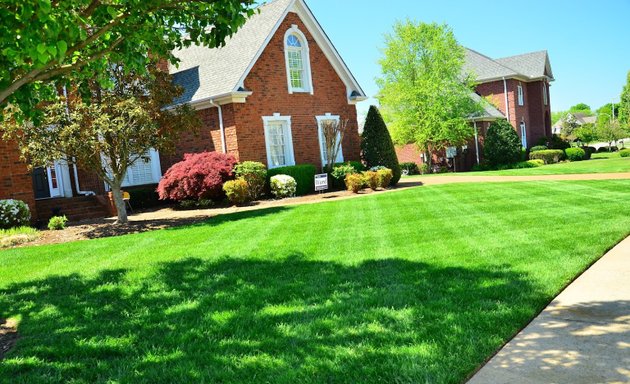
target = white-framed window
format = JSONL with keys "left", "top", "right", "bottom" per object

{"left": 520, "top": 121, "right": 527, "bottom": 149}
{"left": 263, "top": 114, "right": 295, "bottom": 168}
{"left": 122, "top": 149, "right": 162, "bottom": 187}
{"left": 316, "top": 114, "right": 344, "bottom": 166}
{"left": 284, "top": 25, "right": 313, "bottom": 94}
{"left": 543, "top": 84, "right": 548, "bottom": 106}
{"left": 517, "top": 83, "right": 524, "bottom": 106}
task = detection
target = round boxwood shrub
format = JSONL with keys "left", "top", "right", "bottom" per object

{"left": 270, "top": 175, "right": 297, "bottom": 198}
{"left": 565, "top": 147, "right": 586, "bottom": 161}
{"left": 157, "top": 152, "right": 237, "bottom": 202}
{"left": 361, "top": 106, "right": 401, "bottom": 185}
{"left": 0, "top": 199, "right": 31, "bottom": 229}
{"left": 399, "top": 162, "right": 420, "bottom": 175}
{"left": 234, "top": 161, "right": 267, "bottom": 200}
{"left": 484, "top": 119, "right": 522, "bottom": 166}
{"left": 619, "top": 149, "right": 630, "bottom": 157}
{"left": 223, "top": 179, "right": 250, "bottom": 205}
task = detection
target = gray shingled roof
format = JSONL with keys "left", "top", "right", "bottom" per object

{"left": 469, "top": 92, "right": 505, "bottom": 120}
{"left": 171, "top": 0, "right": 292, "bottom": 103}
{"left": 464, "top": 48, "right": 553, "bottom": 82}
{"left": 463, "top": 48, "right": 518, "bottom": 82}
{"left": 496, "top": 50, "right": 553, "bottom": 80}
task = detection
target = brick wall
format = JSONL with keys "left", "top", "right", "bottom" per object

{"left": 232, "top": 11, "right": 360, "bottom": 170}
{"left": 0, "top": 139, "right": 37, "bottom": 218}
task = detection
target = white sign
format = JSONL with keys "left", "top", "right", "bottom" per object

{"left": 315, "top": 173, "right": 328, "bottom": 191}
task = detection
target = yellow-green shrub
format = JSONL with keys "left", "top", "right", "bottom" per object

{"left": 223, "top": 178, "right": 250, "bottom": 205}
{"left": 362, "top": 171, "right": 379, "bottom": 190}
{"left": 376, "top": 168, "right": 393, "bottom": 188}
{"left": 345, "top": 173, "right": 364, "bottom": 193}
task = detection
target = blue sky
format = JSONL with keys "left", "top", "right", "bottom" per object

{"left": 308, "top": 0, "right": 630, "bottom": 117}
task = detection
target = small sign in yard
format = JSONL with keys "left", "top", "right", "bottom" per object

{"left": 315, "top": 173, "right": 328, "bottom": 192}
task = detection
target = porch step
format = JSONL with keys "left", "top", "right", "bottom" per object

{"left": 35, "top": 195, "right": 110, "bottom": 223}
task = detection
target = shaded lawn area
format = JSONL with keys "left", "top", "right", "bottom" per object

{"left": 2, "top": 180, "right": 630, "bottom": 383}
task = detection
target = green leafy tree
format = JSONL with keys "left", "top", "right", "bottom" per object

{"left": 484, "top": 119, "right": 522, "bottom": 166}
{"left": 1, "top": 66, "right": 199, "bottom": 224}
{"left": 620, "top": 71, "right": 630, "bottom": 128}
{"left": 551, "top": 111, "right": 568, "bottom": 125}
{"left": 0, "top": 0, "right": 256, "bottom": 124}
{"left": 377, "top": 21, "right": 480, "bottom": 167}
{"left": 574, "top": 123, "right": 597, "bottom": 145}
{"left": 361, "top": 106, "right": 401, "bottom": 185}
{"left": 597, "top": 115, "right": 626, "bottom": 146}
{"left": 568, "top": 103, "right": 593, "bottom": 115}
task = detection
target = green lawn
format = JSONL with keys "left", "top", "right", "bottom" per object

{"left": 412, "top": 151, "right": 630, "bottom": 177}
{"left": 2, "top": 180, "right": 630, "bottom": 383}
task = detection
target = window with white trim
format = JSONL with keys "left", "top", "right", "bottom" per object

{"left": 284, "top": 26, "right": 312, "bottom": 94}
{"left": 543, "top": 84, "right": 548, "bottom": 106}
{"left": 520, "top": 121, "right": 527, "bottom": 149}
{"left": 122, "top": 149, "right": 162, "bottom": 187}
{"left": 263, "top": 114, "right": 295, "bottom": 168}
{"left": 517, "top": 84, "right": 524, "bottom": 106}
{"left": 317, "top": 114, "right": 344, "bottom": 166}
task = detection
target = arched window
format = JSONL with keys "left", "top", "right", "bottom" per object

{"left": 284, "top": 26, "right": 312, "bottom": 94}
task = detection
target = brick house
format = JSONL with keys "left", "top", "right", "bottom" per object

{"left": 396, "top": 48, "right": 554, "bottom": 171}
{"left": 0, "top": 0, "right": 367, "bottom": 222}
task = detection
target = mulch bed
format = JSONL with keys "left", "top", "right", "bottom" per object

{"left": 0, "top": 319, "right": 18, "bottom": 360}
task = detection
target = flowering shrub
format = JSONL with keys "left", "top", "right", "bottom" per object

{"left": 345, "top": 173, "right": 364, "bottom": 193}
{"left": 157, "top": 152, "right": 237, "bottom": 201}
{"left": 223, "top": 179, "right": 250, "bottom": 205}
{"left": 270, "top": 175, "right": 297, "bottom": 198}
{"left": 234, "top": 161, "right": 267, "bottom": 200}
{"left": 0, "top": 199, "right": 31, "bottom": 229}
{"left": 376, "top": 168, "right": 394, "bottom": 188}
{"left": 47, "top": 215, "right": 68, "bottom": 230}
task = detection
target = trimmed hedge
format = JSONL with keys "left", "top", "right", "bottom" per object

{"left": 565, "top": 147, "right": 586, "bottom": 161}
{"left": 530, "top": 145, "right": 548, "bottom": 152}
{"left": 619, "top": 149, "right": 630, "bottom": 157}
{"left": 581, "top": 147, "right": 594, "bottom": 160}
{"left": 267, "top": 164, "right": 316, "bottom": 196}
{"left": 597, "top": 146, "right": 619, "bottom": 153}
{"left": 529, "top": 149, "right": 565, "bottom": 164}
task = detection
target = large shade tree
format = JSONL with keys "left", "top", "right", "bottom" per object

{"left": 620, "top": 71, "right": 630, "bottom": 129}
{"left": 0, "top": 0, "right": 256, "bottom": 124}
{"left": 377, "top": 21, "right": 480, "bottom": 167}
{"left": 1, "top": 66, "right": 200, "bottom": 224}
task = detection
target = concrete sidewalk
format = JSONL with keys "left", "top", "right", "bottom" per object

{"left": 468, "top": 236, "right": 630, "bottom": 384}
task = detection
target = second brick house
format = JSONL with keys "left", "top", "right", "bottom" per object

{"left": 397, "top": 47, "right": 554, "bottom": 171}
{"left": 0, "top": 0, "right": 367, "bottom": 222}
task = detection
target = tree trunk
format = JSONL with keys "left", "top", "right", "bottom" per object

{"left": 110, "top": 182, "right": 128, "bottom": 224}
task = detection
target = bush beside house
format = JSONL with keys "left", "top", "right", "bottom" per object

{"left": 267, "top": 164, "right": 316, "bottom": 196}
{"left": 361, "top": 106, "right": 401, "bottom": 185}
{"left": 484, "top": 119, "right": 523, "bottom": 167}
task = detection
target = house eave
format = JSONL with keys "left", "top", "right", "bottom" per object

{"left": 190, "top": 91, "right": 253, "bottom": 110}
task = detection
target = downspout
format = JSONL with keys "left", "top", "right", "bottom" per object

{"left": 502, "top": 77, "right": 510, "bottom": 123}
{"left": 63, "top": 86, "right": 94, "bottom": 196}
{"left": 209, "top": 100, "right": 227, "bottom": 154}
{"left": 473, "top": 120, "right": 480, "bottom": 165}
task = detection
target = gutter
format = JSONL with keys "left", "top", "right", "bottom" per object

{"left": 209, "top": 100, "right": 227, "bottom": 154}
{"left": 502, "top": 77, "right": 511, "bottom": 123}
{"left": 473, "top": 120, "right": 480, "bottom": 165}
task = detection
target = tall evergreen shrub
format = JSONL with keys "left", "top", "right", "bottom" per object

{"left": 361, "top": 106, "right": 401, "bottom": 185}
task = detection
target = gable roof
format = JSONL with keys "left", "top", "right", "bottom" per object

{"left": 464, "top": 48, "right": 554, "bottom": 83}
{"left": 170, "top": 0, "right": 366, "bottom": 107}
{"left": 495, "top": 50, "right": 554, "bottom": 81}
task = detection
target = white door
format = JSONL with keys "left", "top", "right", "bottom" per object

{"left": 46, "top": 162, "right": 63, "bottom": 198}
{"left": 520, "top": 122, "right": 527, "bottom": 149}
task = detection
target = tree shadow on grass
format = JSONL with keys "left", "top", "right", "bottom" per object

{"left": 0, "top": 256, "right": 547, "bottom": 383}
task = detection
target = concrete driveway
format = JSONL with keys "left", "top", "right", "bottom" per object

{"left": 467, "top": 236, "right": 630, "bottom": 384}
